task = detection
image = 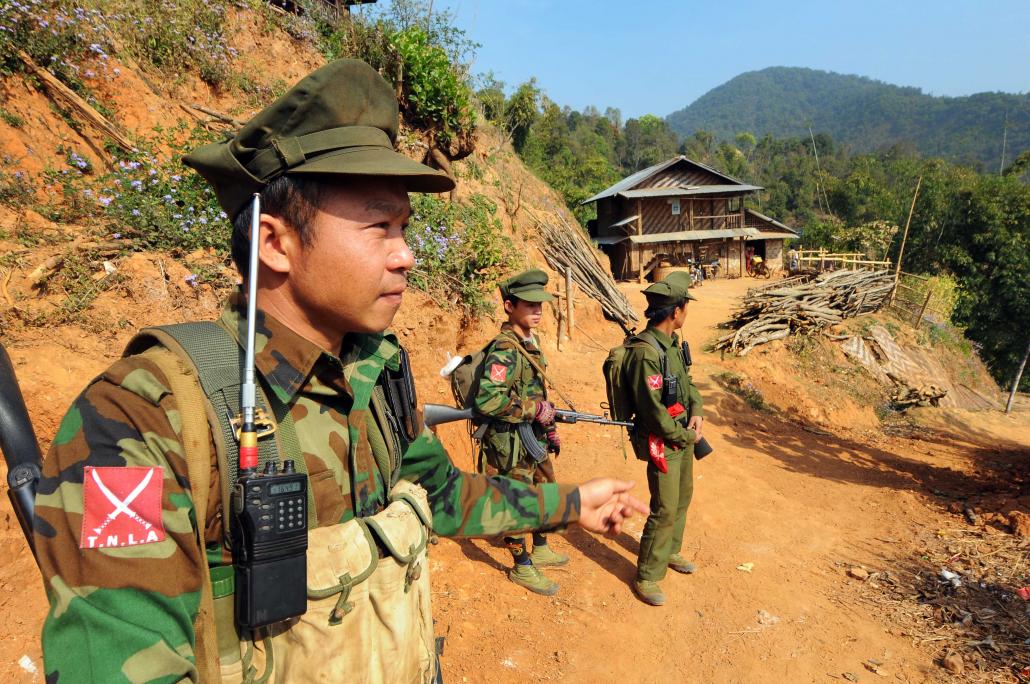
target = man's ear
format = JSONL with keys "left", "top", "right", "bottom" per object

{"left": 503, "top": 299, "right": 514, "bottom": 315}
{"left": 258, "top": 213, "right": 299, "bottom": 274}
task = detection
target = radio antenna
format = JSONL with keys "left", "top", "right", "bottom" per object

{"left": 239, "top": 193, "right": 261, "bottom": 474}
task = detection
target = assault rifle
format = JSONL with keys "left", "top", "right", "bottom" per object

{"left": 422, "top": 403, "right": 632, "bottom": 463}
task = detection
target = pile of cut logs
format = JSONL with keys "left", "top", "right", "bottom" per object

{"left": 531, "top": 211, "right": 638, "bottom": 328}
{"left": 715, "top": 269, "right": 895, "bottom": 356}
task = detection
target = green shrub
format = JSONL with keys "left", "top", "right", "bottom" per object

{"left": 0, "top": 168, "right": 35, "bottom": 208}
{"left": 393, "top": 26, "right": 476, "bottom": 146}
{"left": 407, "top": 193, "right": 518, "bottom": 315}
{"left": 95, "top": 0, "right": 235, "bottom": 87}
{"left": 0, "top": 108, "right": 25, "bottom": 128}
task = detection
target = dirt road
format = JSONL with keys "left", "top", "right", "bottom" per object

{"left": 430, "top": 277, "right": 1029, "bottom": 683}
{"left": 1, "top": 276, "right": 1026, "bottom": 682}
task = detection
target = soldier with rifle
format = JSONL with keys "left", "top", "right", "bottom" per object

{"left": 470, "top": 268, "right": 570, "bottom": 595}
{"left": 0, "top": 60, "right": 649, "bottom": 683}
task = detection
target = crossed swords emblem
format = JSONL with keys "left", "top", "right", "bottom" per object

{"left": 90, "top": 468, "right": 156, "bottom": 536}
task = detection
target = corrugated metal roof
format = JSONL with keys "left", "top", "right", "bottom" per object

{"left": 580, "top": 156, "right": 754, "bottom": 205}
{"left": 628, "top": 228, "right": 762, "bottom": 244}
{"left": 745, "top": 209, "right": 799, "bottom": 235}
{"left": 745, "top": 231, "right": 797, "bottom": 240}
{"left": 592, "top": 235, "right": 629, "bottom": 245}
{"left": 619, "top": 184, "right": 763, "bottom": 199}
{"left": 609, "top": 214, "right": 640, "bottom": 228}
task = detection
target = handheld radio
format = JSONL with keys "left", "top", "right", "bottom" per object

{"left": 229, "top": 194, "right": 308, "bottom": 630}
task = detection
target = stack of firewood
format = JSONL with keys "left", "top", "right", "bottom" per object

{"left": 531, "top": 211, "right": 638, "bottom": 328}
{"left": 715, "top": 269, "right": 894, "bottom": 356}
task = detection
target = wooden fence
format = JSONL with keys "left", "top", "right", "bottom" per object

{"left": 888, "top": 272, "right": 951, "bottom": 329}
{"left": 795, "top": 249, "right": 892, "bottom": 272}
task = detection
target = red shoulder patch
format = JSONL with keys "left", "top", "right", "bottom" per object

{"left": 490, "top": 363, "right": 508, "bottom": 383}
{"left": 646, "top": 374, "right": 663, "bottom": 391}
{"left": 80, "top": 466, "right": 166, "bottom": 549}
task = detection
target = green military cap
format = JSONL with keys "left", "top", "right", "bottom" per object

{"left": 642, "top": 271, "right": 696, "bottom": 307}
{"left": 499, "top": 268, "right": 554, "bottom": 302}
{"left": 663, "top": 271, "right": 697, "bottom": 301}
{"left": 183, "top": 59, "right": 454, "bottom": 219}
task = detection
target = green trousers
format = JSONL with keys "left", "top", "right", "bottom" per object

{"left": 637, "top": 446, "right": 694, "bottom": 581}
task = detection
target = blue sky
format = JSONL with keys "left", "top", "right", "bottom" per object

{"left": 363, "top": 0, "right": 1030, "bottom": 119}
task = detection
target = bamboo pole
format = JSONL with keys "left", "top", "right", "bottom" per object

{"left": 565, "top": 267, "right": 575, "bottom": 342}
{"left": 1006, "top": 339, "right": 1030, "bottom": 414}
{"left": 914, "top": 289, "right": 933, "bottom": 328}
{"left": 891, "top": 175, "right": 923, "bottom": 304}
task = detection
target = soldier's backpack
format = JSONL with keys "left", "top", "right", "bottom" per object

{"left": 602, "top": 333, "right": 658, "bottom": 425}
{"left": 448, "top": 348, "right": 488, "bottom": 409}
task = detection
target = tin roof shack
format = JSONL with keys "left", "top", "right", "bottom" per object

{"left": 582, "top": 156, "right": 799, "bottom": 281}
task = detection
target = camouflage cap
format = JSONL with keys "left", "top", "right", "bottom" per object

{"left": 183, "top": 59, "right": 454, "bottom": 219}
{"left": 642, "top": 271, "right": 696, "bottom": 307}
{"left": 499, "top": 268, "right": 554, "bottom": 302}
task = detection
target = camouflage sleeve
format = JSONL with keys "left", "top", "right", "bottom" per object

{"left": 472, "top": 341, "right": 537, "bottom": 423}
{"left": 33, "top": 357, "right": 203, "bottom": 683}
{"left": 398, "top": 429, "right": 579, "bottom": 537}
{"left": 624, "top": 348, "right": 695, "bottom": 449}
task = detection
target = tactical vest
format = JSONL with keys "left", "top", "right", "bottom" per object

{"left": 126, "top": 322, "right": 436, "bottom": 684}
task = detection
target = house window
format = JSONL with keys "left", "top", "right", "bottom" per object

{"left": 671, "top": 198, "right": 681, "bottom": 215}
{"left": 728, "top": 197, "right": 742, "bottom": 212}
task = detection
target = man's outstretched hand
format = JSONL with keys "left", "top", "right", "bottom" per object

{"left": 576, "top": 478, "right": 649, "bottom": 535}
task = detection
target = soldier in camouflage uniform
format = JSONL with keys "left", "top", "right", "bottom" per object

{"left": 33, "top": 59, "right": 648, "bottom": 683}
{"left": 624, "top": 272, "right": 704, "bottom": 606}
{"left": 473, "top": 269, "right": 568, "bottom": 596}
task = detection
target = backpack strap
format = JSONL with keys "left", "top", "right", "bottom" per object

{"left": 632, "top": 330, "right": 671, "bottom": 379}
{"left": 498, "top": 331, "right": 578, "bottom": 409}
{"left": 136, "top": 345, "right": 223, "bottom": 683}
{"left": 125, "top": 321, "right": 317, "bottom": 535}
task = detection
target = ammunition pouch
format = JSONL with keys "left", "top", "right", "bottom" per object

{"left": 218, "top": 480, "right": 436, "bottom": 683}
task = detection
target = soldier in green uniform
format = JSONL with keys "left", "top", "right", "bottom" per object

{"left": 33, "top": 59, "right": 648, "bottom": 683}
{"left": 473, "top": 269, "right": 568, "bottom": 596}
{"left": 624, "top": 272, "right": 704, "bottom": 606}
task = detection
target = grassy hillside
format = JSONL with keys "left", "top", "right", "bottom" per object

{"left": 665, "top": 66, "right": 1030, "bottom": 168}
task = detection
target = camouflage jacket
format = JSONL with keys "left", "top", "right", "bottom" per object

{"left": 623, "top": 326, "right": 704, "bottom": 456}
{"left": 472, "top": 324, "right": 549, "bottom": 463}
{"left": 34, "top": 295, "right": 580, "bottom": 683}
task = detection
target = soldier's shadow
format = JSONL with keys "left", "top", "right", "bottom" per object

{"left": 561, "top": 527, "right": 638, "bottom": 584}
{"left": 454, "top": 538, "right": 509, "bottom": 574}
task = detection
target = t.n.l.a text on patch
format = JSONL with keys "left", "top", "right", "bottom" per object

{"left": 79, "top": 466, "right": 166, "bottom": 549}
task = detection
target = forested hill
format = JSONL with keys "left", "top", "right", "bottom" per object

{"left": 665, "top": 67, "right": 1030, "bottom": 168}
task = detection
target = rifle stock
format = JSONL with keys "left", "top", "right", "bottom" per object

{"left": 0, "top": 343, "right": 42, "bottom": 559}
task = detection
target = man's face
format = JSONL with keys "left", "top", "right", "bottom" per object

{"left": 287, "top": 177, "right": 414, "bottom": 337}
{"left": 504, "top": 298, "right": 543, "bottom": 331}
{"left": 673, "top": 301, "right": 689, "bottom": 329}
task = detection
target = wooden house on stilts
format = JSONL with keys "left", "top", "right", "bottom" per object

{"left": 582, "top": 156, "right": 799, "bottom": 281}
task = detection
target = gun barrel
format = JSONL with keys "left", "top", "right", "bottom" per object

{"left": 423, "top": 403, "right": 475, "bottom": 428}
{"left": 554, "top": 409, "right": 632, "bottom": 428}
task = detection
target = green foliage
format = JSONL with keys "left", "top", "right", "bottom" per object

{"left": 0, "top": 166, "right": 34, "bottom": 208}
{"left": 0, "top": 108, "right": 25, "bottom": 128}
{"left": 407, "top": 193, "right": 518, "bottom": 315}
{"left": 393, "top": 26, "right": 475, "bottom": 146}
{"left": 665, "top": 66, "right": 1030, "bottom": 169}
{"left": 94, "top": 0, "right": 234, "bottom": 87}
{"left": 0, "top": 0, "right": 111, "bottom": 99}
{"left": 46, "top": 124, "right": 229, "bottom": 254}
{"left": 831, "top": 219, "right": 898, "bottom": 259}
{"left": 503, "top": 79, "right": 540, "bottom": 153}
